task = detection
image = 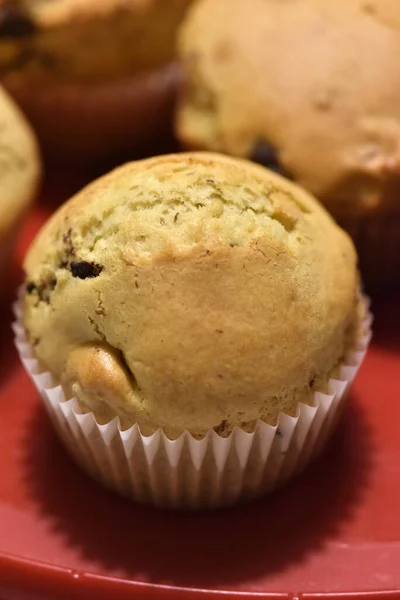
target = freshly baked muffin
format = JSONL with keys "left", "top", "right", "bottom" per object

{"left": 17, "top": 152, "right": 370, "bottom": 507}
{"left": 0, "top": 0, "right": 192, "bottom": 162}
{"left": 176, "top": 0, "right": 400, "bottom": 285}
{"left": 23, "top": 151, "right": 361, "bottom": 438}
{"left": 0, "top": 85, "right": 40, "bottom": 278}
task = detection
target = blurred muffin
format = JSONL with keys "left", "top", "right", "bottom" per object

{"left": 0, "top": 85, "right": 40, "bottom": 279}
{"left": 19, "top": 152, "right": 369, "bottom": 507}
{"left": 176, "top": 0, "right": 400, "bottom": 286}
{"left": 0, "top": 0, "right": 192, "bottom": 163}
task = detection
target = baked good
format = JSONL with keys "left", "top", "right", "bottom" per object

{"left": 176, "top": 0, "right": 400, "bottom": 285}
{"left": 18, "top": 152, "right": 369, "bottom": 507}
{"left": 23, "top": 151, "right": 360, "bottom": 437}
{"left": 0, "top": 0, "right": 192, "bottom": 162}
{"left": 0, "top": 85, "right": 40, "bottom": 277}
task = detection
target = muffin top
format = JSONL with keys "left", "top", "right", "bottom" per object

{"left": 23, "top": 152, "right": 358, "bottom": 438}
{"left": 0, "top": 0, "right": 192, "bottom": 82}
{"left": 177, "top": 0, "right": 400, "bottom": 217}
{"left": 0, "top": 85, "right": 40, "bottom": 235}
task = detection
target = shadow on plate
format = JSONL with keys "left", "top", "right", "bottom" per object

{"left": 19, "top": 394, "right": 375, "bottom": 589}
{"left": 0, "top": 264, "right": 24, "bottom": 386}
{"left": 368, "top": 288, "right": 400, "bottom": 353}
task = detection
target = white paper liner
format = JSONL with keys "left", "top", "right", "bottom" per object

{"left": 13, "top": 298, "right": 372, "bottom": 509}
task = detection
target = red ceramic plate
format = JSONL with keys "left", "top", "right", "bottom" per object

{"left": 1, "top": 175, "right": 400, "bottom": 600}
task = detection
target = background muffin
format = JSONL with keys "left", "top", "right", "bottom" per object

{"left": 0, "top": 85, "right": 40, "bottom": 279}
{"left": 176, "top": 0, "right": 400, "bottom": 286}
{"left": 0, "top": 0, "right": 192, "bottom": 163}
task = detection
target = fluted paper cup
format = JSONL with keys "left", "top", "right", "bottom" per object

{"left": 13, "top": 298, "right": 372, "bottom": 509}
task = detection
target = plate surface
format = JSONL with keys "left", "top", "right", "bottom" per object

{"left": 1, "top": 178, "right": 400, "bottom": 600}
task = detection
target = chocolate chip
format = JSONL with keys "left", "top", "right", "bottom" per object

{"left": 70, "top": 261, "right": 103, "bottom": 279}
{"left": 26, "top": 276, "right": 56, "bottom": 304}
{"left": 214, "top": 419, "right": 228, "bottom": 435}
{"left": 249, "top": 140, "right": 283, "bottom": 174}
{"left": 309, "top": 375, "right": 317, "bottom": 387}
{"left": 62, "top": 228, "right": 72, "bottom": 245}
{"left": 62, "top": 228, "right": 76, "bottom": 258}
{"left": 0, "top": 3, "right": 36, "bottom": 38}
{"left": 26, "top": 281, "right": 36, "bottom": 294}
{"left": 38, "top": 276, "right": 56, "bottom": 303}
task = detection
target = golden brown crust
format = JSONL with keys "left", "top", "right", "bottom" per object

{"left": 23, "top": 152, "right": 359, "bottom": 438}
{"left": 176, "top": 0, "right": 400, "bottom": 218}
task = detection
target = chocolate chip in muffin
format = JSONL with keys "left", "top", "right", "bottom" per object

{"left": 62, "top": 228, "right": 76, "bottom": 258}
{"left": 308, "top": 375, "right": 317, "bottom": 387}
{"left": 26, "top": 281, "right": 36, "bottom": 294}
{"left": 26, "top": 276, "right": 57, "bottom": 305}
{"left": 0, "top": 2, "right": 36, "bottom": 38}
{"left": 249, "top": 140, "right": 284, "bottom": 174}
{"left": 70, "top": 261, "right": 103, "bottom": 280}
{"left": 214, "top": 419, "right": 228, "bottom": 435}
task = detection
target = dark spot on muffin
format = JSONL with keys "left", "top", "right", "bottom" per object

{"left": 28, "top": 276, "right": 57, "bottom": 305}
{"left": 71, "top": 261, "right": 103, "bottom": 280}
{"left": 174, "top": 212, "right": 179, "bottom": 223}
{"left": 40, "top": 277, "right": 57, "bottom": 302}
{"left": 33, "top": 337, "right": 40, "bottom": 347}
{"left": 0, "top": 2, "right": 37, "bottom": 38}
{"left": 214, "top": 419, "right": 228, "bottom": 435}
{"left": 62, "top": 228, "right": 72, "bottom": 245}
{"left": 160, "top": 217, "right": 166, "bottom": 226}
{"left": 206, "top": 178, "right": 215, "bottom": 185}
{"left": 215, "top": 329, "right": 223, "bottom": 334}
{"left": 62, "top": 228, "right": 76, "bottom": 256}
{"left": 58, "top": 229, "right": 77, "bottom": 269}
{"left": 26, "top": 281, "right": 36, "bottom": 294}
{"left": 134, "top": 279, "right": 139, "bottom": 289}
{"left": 309, "top": 375, "right": 317, "bottom": 387}
{"left": 249, "top": 140, "right": 285, "bottom": 174}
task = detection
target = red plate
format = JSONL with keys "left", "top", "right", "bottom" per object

{"left": 1, "top": 176, "right": 400, "bottom": 600}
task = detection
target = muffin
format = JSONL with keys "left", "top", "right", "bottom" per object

{"left": 16, "top": 152, "right": 370, "bottom": 508}
{"left": 0, "top": 85, "right": 40, "bottom": 279}
{"left": 176, "top": 0, "right": 400, "bottom": 286}
{"left": 0, "top": 0, "right": 192, "bottom": 162}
